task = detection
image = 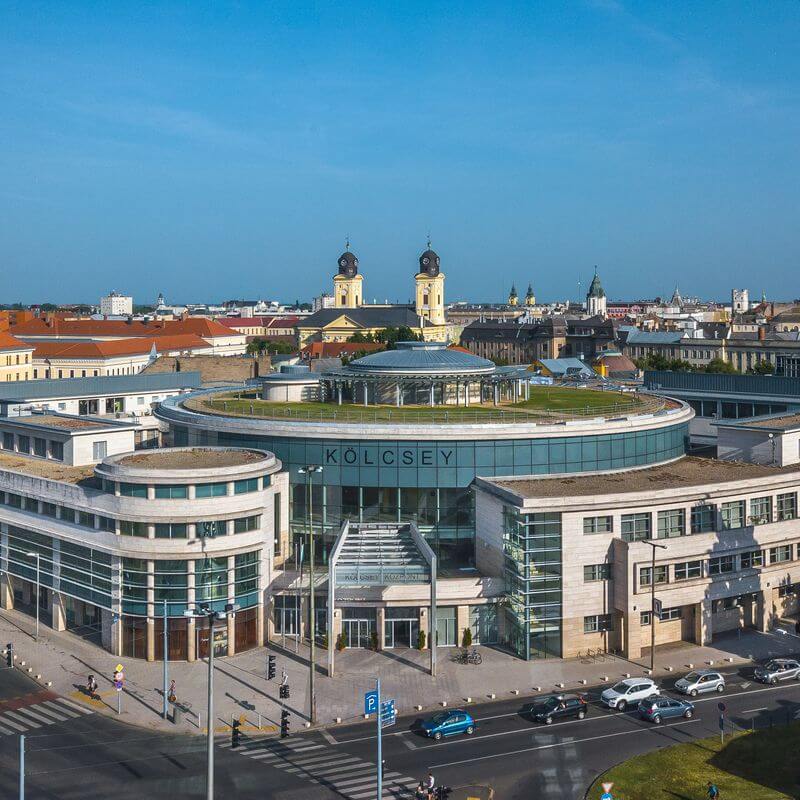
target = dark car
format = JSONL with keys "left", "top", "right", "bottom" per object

{"left": 528, "top": 694, "right": 588, "bottom": 725}
{"left": 637, "top": 695, "right": 694, "bottom": 724}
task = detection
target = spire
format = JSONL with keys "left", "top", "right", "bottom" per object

{"left": 345, "top": 235, "right": 350, "bottom": 251}
{"left": 427, "top": 232, "right": 432, "bottom": 250}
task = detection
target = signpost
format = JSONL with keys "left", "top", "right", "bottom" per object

{"left": 364, "top": 690, "right": 378, "bottom": 716}
{"left": 375, "top": 679, "right": 382, "bottom": 800}
{"left": 380, "top": 700, "right": 397, "bottom": 729}
{"left": 113, "top": 664, "right": 125, "bottom": 716}
{"left": 600, "top": 782, "right": 614, "bottom": 800}
{"left": 718, "top": 702, "right": 726, "bottom": 744}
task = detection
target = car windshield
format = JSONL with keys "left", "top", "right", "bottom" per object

{"left": 541, "top": 697, "right": 560, "bottom": 710}
{"left": 764, "top": 661, "right": 778, "bottom": 670}
{"left": 684, "top": 672, "right": 700, "bottom": 682}
{"left": 610, "top": 682, "right": 630, "bottom": 693}
{"left": 430, "top": 713, "right": 449, "bottom": 725}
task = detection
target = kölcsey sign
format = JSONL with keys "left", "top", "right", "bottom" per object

{"left": 323, "top": 446, "right": 454, "bottom": 467}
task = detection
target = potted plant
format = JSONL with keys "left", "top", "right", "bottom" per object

{"left": 417, "top": 629, "right": 426, "bottom": 650}
{"left": 461, "top": 627, "right": 473, "bottom": 648}
{"left": 336, "top": 632, "right": 348, "bottom": 651}
{"left": 370, "top": 630, "right": 379, "bottom": 651}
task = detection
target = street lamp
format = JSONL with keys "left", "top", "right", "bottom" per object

{"left": 643, "top": 539, "right": 667, "bottom": 673}
{"left": 184, "top": 602, "right": 239, "bottom": 800}
{"left": 25, "top": 552, "right": 40, "bottom": 641}
{"left": 298, "top": 465, "right": 323, "bottom": 725}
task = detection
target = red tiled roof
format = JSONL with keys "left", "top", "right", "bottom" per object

{"left": 215, "top": 316, "right": 299, "bottom": 329}
{"left": 10, "top": 317, "right": 245, "bottom": 341}
{"left": 32, "top": 334, "right": 211, "bottom": 360}
{"left": 0, "top": 331, "right": 33, "bottom": 352}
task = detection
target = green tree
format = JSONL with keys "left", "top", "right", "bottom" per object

{"left": 705, "top": 358, "right": 738, "bottom": 374}
{"left": 751, "top": 359, "right": 775, "bottom": 375}
{"left": 374, "top": 326, "right": 423, "bottom": 349}
{"left": 347, "top": 331, "right": 375, "bottom": 343}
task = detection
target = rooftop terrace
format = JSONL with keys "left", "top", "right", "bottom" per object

{"left": 116, "top": 448, "right": 266, "bottom": 470}
{"left": 8, "top": 414, "right": 117, "bottom": 432}
{"left": 735, "top": 413, "right": 800, "bottom": 431}
{"left": 0, "top": 451, "right": 96, "bottom": 484}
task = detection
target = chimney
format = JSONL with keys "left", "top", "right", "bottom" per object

{"left": 758, "top": 326, "right": 766, "bottom": 342}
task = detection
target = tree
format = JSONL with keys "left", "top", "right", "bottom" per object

{"left": 246, "top": 338, "right": 295, "bottom": 355}
{"left": 374, "top": 326, "right": 423, "bottom": 350}
{"left": 705, "top": 358, "right": 738, "bottom": 374}
{"left": 347, "top": 331, "right": 375, "bottom": 343}
{"left": 751, "top": 359, "right": 775, "bottom": 375}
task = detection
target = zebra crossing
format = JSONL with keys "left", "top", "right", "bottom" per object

{"left": 218, "top": 734, "right": 418, "bottom": 798}
{"left": 0, "top": 695, "right": 94, "bottom": 735}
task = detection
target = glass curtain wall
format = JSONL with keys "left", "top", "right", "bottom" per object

{"left": 503, "top": 507, "right": 562, "bottom": 659}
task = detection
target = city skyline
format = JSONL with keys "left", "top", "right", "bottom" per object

{"left": 2, "top": 1, "right": 799, "bottom": 303}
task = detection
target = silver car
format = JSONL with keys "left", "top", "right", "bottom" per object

{"left": 674, "top": 670, "right": 725, "bottom": 697}
{"left": 754, "top": 658, "right": 800, "bottom": 685}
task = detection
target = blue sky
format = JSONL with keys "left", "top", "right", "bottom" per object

{"left": 1, "top": 1, "right": 799, "bottom": 305}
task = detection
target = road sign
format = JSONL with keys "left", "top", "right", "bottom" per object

{"left": 380, "top": 700, "right": 396, "bottom": 728}
{"left": 600, "top": 784, "right": 614, "bottom": 800}
{"left": 718, "top": 702, "right": 726, "bottom": 712}
{"left": 718, "top": 714, "right": 724, "bottom": 731}
{"left": 364, "top": 690, "right": 379, "bottom": 715}
{"left": 653, "top": 598, "right": 662, "bottom": 617}
{"left": 115, "top": 664, "right": 124, "bottom": 673}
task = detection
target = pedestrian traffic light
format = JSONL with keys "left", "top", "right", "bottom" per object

{"left": 231, "top": 719, "right": 241, "bottom": 748}
{"left": 280, "top": 710, "right": 290, "bottom": 738}
{"left": 5, "top": 643, "right": 12, "bottom": 668}
{"left": 268, "top": 654, "right": 276, "bottom": 680}
{"left": 279, "top": 683, "right": 290, "bottom": 699}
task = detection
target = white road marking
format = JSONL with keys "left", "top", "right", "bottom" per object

{"left": 320, "top": 729, "right": 338, "bottom": 745}
{"left": 741, "top": 707, "right": 768, "bottom": 714}
{"left": 4, "top": 710, "right": 41, "bottom": 728}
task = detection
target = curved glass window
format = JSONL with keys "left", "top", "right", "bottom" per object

{"left": 155, "top": 523, "right": 188, "bottom": 539}
{"left": 154, "top": 560, "right": 188, "bottom": 615}
{"left": 195, "top": 482, "right": 227, "bottom": 498}
{"left": 120, "top": 483, "right": 147, "bottom": 498}
{"left": 233, "top": 515, "right": 261, "bottom": 534}
{"left": 234, "top": 478, "right": 260, "bottom": 495}
{"left": 154, "top": 484, "right": 188, "bottom": 499}
{"left": 122, "top": 558, "right": 148, "bottom": 614}
{"left": 197, "top": 520, "right": 227, "bottom": 538}
{"left": 120, "top": 520, "right": 148, "bottom": 537}
{"left": 195, "top": 557, "right": 229, "bottom": 603}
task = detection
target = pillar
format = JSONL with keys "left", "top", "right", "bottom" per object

{"left": 622, "top": 609, "right": 642, "bottom": 660}
{"left": 419, "top": 608, "right": 430, "bottom": 649}
{"left": 146, "top": 561, "right": 155, "bottom": 662}
{"left": 337, "top": 383, "right": 342, "bottom": 405}
{"left": 363, "top": 382, "right": 368, "bottom": 406}
{"left": 456, "top": 605, "right": 469, "bottom": 646}
{"left": 104, "top": 555, "right": 123, "bottom": 656}
{"left": 0, "top": 524, "right": 11, "bottom": 610}
{"left": 396, "top": 383, "right": 401, "bottom": 407}
{"left": 464, "top": 382, "right": 470, "bottom": 407}
{"left": 328, "top": 608, "right": 342, "bottom": 676}
{"left": 377, "top": 607, "right": 386, "bottom": 650}
{"left": 493, "top": 385, "right": 499, "bottom": 405}
{"left": 756, "top": 589, "right": 772, "bottom": 632}
{"left": 693, "top": 598, "right": 712, "bottom": 646}
{"left": 227, "top": 557, "right": 236, "bottom": 656}
{"left": 51, "top": 592, "right": 67, "bottom": 632}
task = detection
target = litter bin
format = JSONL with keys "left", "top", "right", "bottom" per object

{"left": 171, "top": 704, "right": 182, "bottom": 725}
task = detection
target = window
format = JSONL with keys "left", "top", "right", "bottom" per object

{"left": 59, "top": 506, "right": 75, "bottom": 522}
{"left": 640, "top": 611, "right": 652, "bottom": 626}
{"left": 583, "top": 563, "right": 612, "bottom": 582}
{"left": 41, "top": 502, "right": 57, "bottom": 518}
{"left": 621, "top": 513, "right": 651, "bottom": 542}
{"left": 640, "top": 565, "right": 668, "bottom": 586}
{"left": 195, "top": 482, "right": 228, "bottom": 498}
{"left": 709, "top": 554, "right": 735, "bottom": 575}
{"left": 721, "top": 501, "right": 745, "bottom": 530}
{"left": 2, "top": 432, "right": 13, "bottom": 450}
{"left": 770, "top": 545, "right": 792, "bottom": 564}
{"left": 98, "top": 516, "right": 116, "bottom": 532}
{"left": 50, "top": 440, "right": 64, "bottom": 461}
{"left": 33, "top": 437, "right": 47, "bottom": 458}
{"left": 154, "top": 523, "right": 188, "bottom": 539}
{"left": 778, "top": 584, "right": 797, "bottom": 598}
{"left": 120, "top": 520, "right": 148, "bottom": 537}
{"left": 234, "top": 478, "right": 260, "bottom": 495}
{"left": 92, "top": 440, "right": 107, "bottom": 461}
{"left": 137, "top": 396, "right": 145, "bottom": 405}
{"left": 234, "top": 515, "right": 261, "bottom": 534}
{"left": 674, "top": 560, "right": 702, "bottom": 581}
{"left": 119, "top": 483, "right": 147, "bottom": 498}
{"left": 777, "top": 493, "right": 797, "bottom": 521}
{"left": 17, "top": 435, "right": 30, "bottom": 454}
{"left": 197, "top": 520, "right": 227, "bottom": 538}
{"left": 154, "top": 484, "right": 188, "bottom": 499}
{"left": 77, "top": 511, "right": 94, "bottom": 528}
{"left": 583, "top": 516, "right": 613, "bottom": 534}
{"left": 749, "top": 496, "right": 772, "bottom": 525}
{"left": 5, "top": 493, "right": 22, "bottom": 508}
{"left": 691, "top": 504, "right": 715, "bottom": 534}
{"left": 740, "top": 550, "right": 763, "bottom": 569}
{"left": 584, "top": 614, "right": 613, "bottom": 633}
{"left": 657, "top": 509, "right": 685, "bottom": 539}
{"left": 659, "top": 606, "right": 682, "bottom": 621}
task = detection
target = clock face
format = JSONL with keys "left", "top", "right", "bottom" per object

{"left": 422, "top": 257, "right": 430, "bottom": 265}
{"left": 340, "top": 259, "right": 347, "bottom": 267}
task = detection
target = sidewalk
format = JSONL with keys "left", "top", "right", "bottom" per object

{"left": 2, "top": 606, "right": 798, "bottom": 736}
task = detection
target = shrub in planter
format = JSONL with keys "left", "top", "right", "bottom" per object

{"left": 417, "top": 629, "right": 426, "bottom": 650}
{"left": 370, "top": 630, "right": 379, "bottom": 651}
{"left": 336, "top": 632, "right": 348, "bottom": 651}
{"left": 461, "top": 627, "right": 473, "bottom": 648}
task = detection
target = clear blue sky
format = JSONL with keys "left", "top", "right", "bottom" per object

{"left": 2, "top": 1, "right": 799, "bottom": 305}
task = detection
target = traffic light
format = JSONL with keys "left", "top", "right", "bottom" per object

{"left": 267, "top": 654, "right": 276, "bottom": 680}
{"left": 5, "top": 643, "right": 12, "bottom": 668}
{"left": 279, "top": 683, "right": 290, "bottom": 699}
{"left": 231, "top": 719, "right": 241, "bottom": 749}
{"left": 280, "top": 710, "right": 290, "bottom": 738}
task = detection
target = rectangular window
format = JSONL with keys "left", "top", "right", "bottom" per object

{"left": 740, "top": 550, "right": 764, "bottom": 569}
{"left": 120, "top": 520, "right": 148, "bottom": 537}
{"left": 674, "top": 560, "right": 702, "bottom": 581}
{"left": 709, "top": 554, "right": 735, "bottom": 575}
{"left": 194, "top": 482, "right": 228, "bottom": 498}
{"left": 659, "top": 606, "right": 682, "bottom": 621}
{"left": 2, "top": 432, "right": 13, "bottom": 450}
{"left": 234, "top": 478, "right": 260, "bottom": 495}
{"left": 119, "top": 482, "right": 147, "bottom": 498}
{"left": 17, "top": 435, "right": 30, "bottom": 454}
{"left": 721, "top": 500, "right": 745, "bottom": 530}
{"left": 621, "top": 513, "right": 651, "bottom": 542}
{"left": 154, "top": 523, "right": 188, "bottom": 539}
{"left": 197, "top": 520, "right": 227, "bottom": 538}
{"left": 749, "top": 496, "right": 772, "bottom": 525}
{"left": 777, "top": 492, "right": 797, "bottom": 521}
{"left": 770, "top": 544, "right": 792, "bottom": 564}
{"left": 640, "top": 565, "right": 668, "bottom": 586}
{"left": 657, "top": 508, "right": 685, "bottom": 539}
{"left": 583, "top": 516, "right": 613, "bottom": 534}
{"left": 33, "top": 437, "right": 47, "bottom": 458}
{"left": 59, "top": 506, "right": 75, "bottom": 522}
{"left": 233, "top": 515, "right": 261, "bottom": 534}
{"left": 691, "top": 504, "right": 715, "bottom": 534}
{"left": 98, "top": 516, "right": 116, "bottom": 532}
{"left": 154, "top": 484, "right": 188, "bottom": 499}
{"left": 41, "top": 502, "right": 57, "bottom": 518}
{"left": 584, "top": 614, "right": 613, "bottom": 633}
{"left": 640, "top": 610, "right": 652, "bottom": 626}
{"left": 78, "top": 511, "right": 94, "bottom": 528}
{"left": 583, "top": 563, "right": 612, "bottom": 582}
{"left": 92, "top": 440, "right": 108, "bottom": 461}
{"left": 50, "top": 440, "right": 64, "bottom": 461}
{"left": 778, "top": 584, "right": 797, "bottom": 598}
{"left": 6, "top": 493, "right": 22, "bottom": 508}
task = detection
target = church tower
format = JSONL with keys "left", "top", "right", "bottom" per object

{"left": 508, "top": 284, "right": 519, "bottom": 306}
{"left": 333, "top": 243, "right": 363, "bottom": 309}
{"left": 524, "top": 283, "right": 536, "bottom": 307}
{"left": 586, "top": 267, "right": 607, "bottom": 318}
{"left": 415, "top": 244, "right": 446, "bottom": 326}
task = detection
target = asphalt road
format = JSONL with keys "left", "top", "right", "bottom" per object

{"left": 2, "top": 655, "right": 800, "bottom": 799}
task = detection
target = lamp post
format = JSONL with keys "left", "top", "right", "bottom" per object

{"left": 25, "top": 552, "right": 40, "bottom": 641}
{"left": 184, "top": 602, "right": 239, "bottom": 800}
{"left": 643, "top": 539, "right": 668, "bottom": 673}
{"left": 298, "top": 465, "right": 323, "bottom": 725}
{"left": 162, "top": 598, "right": 169, "bottom": 719}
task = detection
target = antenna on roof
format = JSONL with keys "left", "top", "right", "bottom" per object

{"left": 427, "top": 231, "right": 432, "bottom": 249}
{"left": 345, "top": 235, "right": 350, "bottom": 251}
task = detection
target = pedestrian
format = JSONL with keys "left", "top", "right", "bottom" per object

{"left": 707, "top": 781, "right": 720, "bottom": 799}
{"left": 414, "top": 782, "right": 426, "bottom": 800}
{"left": 168, "top": 679, "right": 176, "bottom": 704}
{"left": 426, "top": 772, "right": 435, "bottom": 800}
{"left": 794, "top": 618, "right": 800, "bottom": 636}
{"left": 281, "top": 667, "right": 288, "bottom": 686}
{"left": 86, "top": 674, "right": 98, "bottom": 699}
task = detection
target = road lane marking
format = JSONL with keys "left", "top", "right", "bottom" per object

{"left": 320, "top": 729, "right": 338, "bottom": 745}
{"left": 402, "top": 737, "right": 418, "bottom": 750}
{"left": 742, "top": 707, "right": 768, "bottom": 714}
{"left": 428, "top": 718, "right": 701, "bottom": 769}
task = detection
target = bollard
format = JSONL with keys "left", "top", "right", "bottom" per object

{"left": 580, "top": 679, "right": 587, "bottom": 685}
{"left": 35, "top": 674, "right": 41, "bottom": 680}
{"left": 335, "top": 717, "right": 342, "bottom": 723}
{"left": 624, "top": 672, "right": 630, "bottom": 678}
{"left": 533, "top": 686, "right": 541, "bottom": 692}
{"left": 556, "top": 682, "right": 564, "bottom": 689}
{"left": 364, "top": 713, "right": 369, "bottom": 719}
{"left": 489, "top": 693, "right": 495, "bottom": 699}
{"left": 707, "top": 660, "right": 714, "bottom": 666}
{"left": 726, "top": 657, "right": 734, "bottom": 663}
{"left": 511, "top": 689, "right": 520, "bottom": 695}
{"left": 465, "top": 697, "right": 472, "bottom": 703}
{"left": 304, "top": 721, "right": 311, "bottom": 729}
{"left": 440, "top": 701, "right": 447, "bottom": 707}
{"left": 601, "top": 676, "right": 608, "bottom": 682}
{"left": 257, "top": 712, "right": 262, "bottom": 731}
{"left": 665, "top": 666, "right": 674, "bottom": 672}
{"left": 415, "top": 705, "right": 422, "bottom": 711}
{"left": 645, "top": 669, "right": 652, "bottom": 675}
{"left": 687, "top": 663, "right": 693, "bottom": 669}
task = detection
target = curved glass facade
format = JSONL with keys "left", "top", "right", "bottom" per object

{"left": 174, "top": 419, "right": 689, "bottom": 571}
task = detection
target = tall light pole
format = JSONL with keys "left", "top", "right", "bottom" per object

{"left": 25, "top": 552, "right": 40, "bottom": 641}
{"left": 162, "top": 598, "right": 169, "bottom": 719}
{"left": 184, "top": 602, "right": 239, "bottom": 800}
{"left": 298, "top": 465, "right": 323, "bottom": 725}
{"left": 643, "top": 539, "right": 668, "bottom": 673}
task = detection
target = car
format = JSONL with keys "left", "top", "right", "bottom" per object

{"left": 528, "top": 694, "right": 588, "bottom": 725}
{"left": 754, "top": 658, "right": 800, "bottom": 685}
{"left": 600, "top": 678, "right": 660, "bottom": 711}
{"left": 638, "top": 696, "right": 695, "bottom": 724}
{"left": 674, "top": 670, "right": 725, "bottom": 697}
{"left": 420, "top": 710, "right": 476, "bottom": 740}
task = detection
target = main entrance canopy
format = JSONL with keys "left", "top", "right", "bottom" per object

{"left": 328, "top": 521, "right": 437, "bottom": 675}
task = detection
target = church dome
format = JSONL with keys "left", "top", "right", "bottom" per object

{"left": 418, "top": 249, "right": 441, "bottom": 277}
{"left": 337, "top": 251, "right": 358, "bottom": 277}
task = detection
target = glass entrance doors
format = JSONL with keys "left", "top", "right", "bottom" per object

{"left": 384, "top": 607, "right": 420, "bottom": 648}
{"left": 342, "top": 607, "right": 376, "bottom": 648}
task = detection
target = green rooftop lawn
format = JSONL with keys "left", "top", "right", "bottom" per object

{"left": 587, "top": 723, "right": 800, "bottom": 800}
{"left": 194, "top": 386, "right": 644, "bottom": 422}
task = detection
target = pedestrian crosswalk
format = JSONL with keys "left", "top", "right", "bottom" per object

{"left": 0, "top": 695, "right": 94, "bottom": 735}
{"left": 219, "top": 734, "right": 418, "bottom": 798}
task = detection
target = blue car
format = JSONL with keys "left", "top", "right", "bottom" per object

{"left": 637, "top": 695, "right": 694, "bottom": 724}
{"left": 420, "top": 710, "right": 476, "bottom": 740}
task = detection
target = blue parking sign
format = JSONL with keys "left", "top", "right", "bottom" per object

{"left": 364, "top": 690, "right": 379, "bottom": 715}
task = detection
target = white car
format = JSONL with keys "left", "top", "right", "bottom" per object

{"left": 600, "top": 678, "right": 660, "bottom": 711}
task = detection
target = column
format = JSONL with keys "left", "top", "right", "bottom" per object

{"left": 0, "top": 523, "right": 13, "bottom": 610}
{"left": 337, "top": 382, "right": 343, "bottom": 405}
{"left": 464, "top": 381, "right": 470, "bottom": 407}
{"left": 146, "top": 561, "right": 155, "bottom": 662}
{"left": 376, "top": 606, "right": 386, "bottom": 650}
{"left": 396, "top": 383, "right": 401, "bottom": 407}
{"left": 363, "top": 382, "right": 368, "bottom": 406}
{"left": 621, "top": 609, "right": 642, "bottom": 660}
{"left": 456, "top": 605, "right": 469, "bottom": 646}
{"left": 493, "top": 384, "right": 499, "bottom": 405}
{"left": 103, "top": 555, "right": 123, "bottom": 656}
{"left": 429, "top": 383, "right": 435, "bottom": 406}
{"left": 419, "top": 608, "right": 430, "bottom": 649}
{"left": 756, "top": 589, "right": 772, "bottom": 632}
{"left": 186, "top": 560, "right": 196, "bottom": 661}
{"left": 51, "top": 592, "right": 67, "bottom": 632}
{"left": 693, "top": 598, "right": 712, "bottom": 646}
{"left": 227, "top": 557, "right": 236, "bottom": 657}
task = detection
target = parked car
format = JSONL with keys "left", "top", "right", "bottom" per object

{"left": 638, "top": 696, "right": 695, "bottom": 724}
{"left": 674, "top": 670, "right": 725, "bottom": 697}
{"left": 754, "top": 658, "right": 800, "bottom": 685}
{"left": 600, "top": 678, "right": 660, "bottom": 711}
{"left": 528, "top": 694, "right": 588, "bottom": 725}
{"left": 420, "top": 710, "right": 476, "bottom": 740}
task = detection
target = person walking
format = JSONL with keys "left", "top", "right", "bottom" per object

{"left": 426, "top": 772, "right": 436, "bottom": 799}
{"left": 706, "top": 781, "right": 720, "bottom": 799}
{"left": 86, "top": 674, "right": 98, "bottom": 699}
{"left": 168, "top": 679, "right": 176, "bottom": 704}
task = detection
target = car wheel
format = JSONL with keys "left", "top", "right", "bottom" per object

{"left": 617, "top": 700, "right": 627, "bottom": 712}
{"left": 770, "top": 677, "right": 778, "bottom": 685}
{"left": 466, "top": 725, "right": 474, "bottom": 735}
{"left": 434, "top": 731, "right": 442, "bottom": 741}
{"left": 684, "top": 709, "right": 693, "bottom": 719}
{"left": 545, "top": 717, "right": 553, "bottom": 725}
{"left": 716, "top": 684, "right": 724, "bottom": 693}
{"left": 577, "top": 710, "right": 586, "bottom": 720}
{"left": 690, "top": 689, "right": 698, "bottom": 698}
{"left": 652, "top": 715, "right": 661, "bottom": 725}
